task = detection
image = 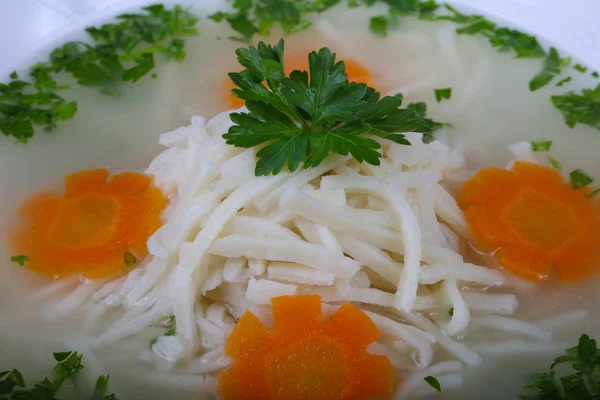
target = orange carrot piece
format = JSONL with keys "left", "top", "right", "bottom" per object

{"left": 461, "top": 161, "right": 600, "bottom": 282}
{"left": 219, "top": 295, "right": 394, "bottom": 400}
{"left": 10, "top": 169, "right": 166, "bottom": 279}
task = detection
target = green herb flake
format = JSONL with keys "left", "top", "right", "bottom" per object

{"left": 9, "top": 71, "right": 18, "bottom": 80}
{"left": 224, "top": 38, "right": 443, "bottom": 176}
{"left": 587, "top": 188, "right": 600, "bottom": 198}
{"left": 521, "top": 334, "right": 600, "bottom": 399}
{"left": 209, "top": 0, "right": 340, "bottom": 40}
{"left": 92, "top": 375, "right": 119, "bottom": 400}
{"left": 1, "top": 350, "right": 122, "bottom": 399}
{"left": 151, "top": 317, "right": 177, "bottom": 346}
{"left": 424, "top": 376, "right": 441, "bottom": 392}
{"left": 124, "top": 252, "right": 137, "bottom": 266}
{"left": 529, "top": 48, "right": 561, "bottom": 91}
{"left": 551, "top": 84, "right": 600, "bottom": 130}
{"left": 592, "top": 71, "right": 599, "bottom": 78}
{"left": 569, "top": 169, "right": 593, "bottom": 189}
{"left": 555, "top": 76, "right": 572, "bottom": 87}
{"left": 492, "top": 29, "right": 545, "bottom": 58}
{"left": 369, "top": 16, "right": 389, "bottom": 37}
{"left": 448, "top": 308, "right": 454, "bottom": 317}
{"left": 434, "top": 88, "right": 452, "bottom": 102}
{"left": 1, "top": 4, "right": 199, "bottom": 142}
{"left": 530, "top": 140, "right": 552, "bottom": 152}
{"left": 548, "top": 156, "right": 562, "bottom": 171}
{"left": 10, "top": 255, "right": 28, "bottom": 267}
{"left": 574, "top": 63, "right": 588, "bottom": 73}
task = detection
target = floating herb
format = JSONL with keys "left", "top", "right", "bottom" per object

{"left": 0, "top": 4, "right": 199, "bottom": 142}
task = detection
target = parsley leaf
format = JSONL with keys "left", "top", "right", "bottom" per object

{"left": 551, "top": 84, "right": 600, "bottom": 130}
{"left": 224, "top": 39, "right": 442, "bottom": 175}
{"left": 1, "top": 4, "right": 199, "bottom": 142}
{"left": 1, "top": 351, "right": 121, "bottom": 399}
{"left": 548, "top": 156, "right": 562, "bottom": 171}
{"left": 434, "top": 88, "right": 452, "bottom": 102}
{"left": 593, "top": 71, "right": 599, "bottom": 78}
{"left": 529, "top": 48, "right": 561, "bottom": 91}
{"left": 151, "top": 317, "right": 177, "bottom": 346}
{"left": 209, "top": 0, "right": 340, "bottom": 40}
{"left": 570, "top": 169, "right": 593, "bottom": 189}
{"left": 574, "top": 63, "right": 588, "bottom": 73}
{"left": 587, "top": 188, "right": 600, "bottom": 198}
{"left": 424, "top": 376, "right": 441, "bottom": 392}
{"left": 370, "top": 16, "right": 389, "bottom": 36}
{"left": 555, "top": 76, "right": 572, "bottom": 87}
{"left": 10, "top": 255, "right": 28, "bottom": 267}
{"left": 531, "top": 140, "right": 552, "bottom": 152}
{"left": 521, "top": 334, "right": 600, "bottom": 400}
{"left": 448, "top": 307, "right": 454, "bottom": 317}
{"left": 92, "top": 375, "right": 119, "bottom": 400}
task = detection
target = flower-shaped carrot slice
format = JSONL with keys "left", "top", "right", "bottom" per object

{"left": 225, "top": 53, "right": 375, "bottom": 109}
{"left": 11, "top": 169, "right": 166, "bottom": 279}
{"left": 218, "top": 295, "right": 394, "bottom": 400}
{"left": 461, "top": 161, "right": 600, "bottom": 282}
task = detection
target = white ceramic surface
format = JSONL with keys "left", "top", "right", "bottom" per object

{"left": 0, "top": 0, "right": 600, "bottom": 78}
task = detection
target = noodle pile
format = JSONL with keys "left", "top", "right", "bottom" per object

{"left": 34, "top": 110, "right": 582, "bottom": 398}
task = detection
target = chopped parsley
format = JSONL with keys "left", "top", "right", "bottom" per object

{"left": 224, "top": 39, "right": 442, "bottom": 176}
{"left": 434, "top": 88, "right": 452, "bottom": 102}
{"left": 569, "top": 169, "right": 593, "bottom": 189}
{"left": 208, "top": 0, "right": 340, "bottom": 40}
{"left": 530, "top": 140, "right": 552, "bottom": 152}
{"left": 574, "top": 63, "right": 588, "bottom": 73}
{"left": 555, "top": 77, "right": 572, "bottom": 87}
{"left": 551, "top": 84, "right": 600, "bottom": 130}
{"left": 593, "top": 72, "right": 599, "bottom": 78}
{"left": 424, "top": 375, "right": 441, "bottom": 392}
{"left": 587, "top": 188, "right": 600, "bottom": 198}
{"left": 151, "top": 316, "right": 176, "bottom": 346}
{"left": 521, "top": 334, "right": 600, "bottom": 400}
{"left": 124, "top": 252, "right": 137, "bottom": 266}
{"left": 369, "top": 16, "right": 389, "bottom": 37}
{"left": 448, "top": 307, "right": 454, "bottom": 317}
{"left": 10, "top": 255, "right": 28, "bottom": 267}
{"left": 92, "top": 375, "right": 118, "bottom": 400}
{"left": 0, "top": 351, "right": 119, "bottom": 399}
{"left": 1, "top": 4, "right": 199, "bottom": 142}
{"left": 529, "top": 48, "right": 561, "bottom": 91}
{"left": 548, "top": 156, "right": 562, "bottom": 171}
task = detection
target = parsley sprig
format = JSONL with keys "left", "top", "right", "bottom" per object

{"left": 0, "top": 351, "right": 118, "bottom": 399}
{"left": 551, "top": 84, "right": 600, "bottom": 130}
{"left": 0, "top": 4, "right": 198, "bottom": 142}
{"left": 224, "top": 39, "right": 442, "bottom": 176}
{"left": 522, "top": 334, "right": 600, "bottom": 400}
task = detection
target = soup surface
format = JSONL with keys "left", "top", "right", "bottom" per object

{"left": 1, "top": 2, "right": 599, "bottom": 399}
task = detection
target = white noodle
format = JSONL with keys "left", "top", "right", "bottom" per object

{"left": 471, "top": 315, "right": 552, "bottom": 341}
{"left": 535, "top": 309, "right": 589, "bottom": 330}
{"left": 442, "top": 279, "right": 470, "bottom": 336}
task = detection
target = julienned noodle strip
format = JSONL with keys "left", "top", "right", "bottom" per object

{"left": 23, "top": 102, "right": 591, "bottom": 400}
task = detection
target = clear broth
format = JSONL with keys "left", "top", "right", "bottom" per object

{"left": 1, "top": 3, "right": 599, "bottom": 399}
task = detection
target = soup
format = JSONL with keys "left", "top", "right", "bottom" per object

{"left": 1, "top": 2, "right": 599, "bottom": 400}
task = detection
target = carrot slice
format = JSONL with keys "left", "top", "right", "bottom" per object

{"left": 461, "top": 161, "right": 600, "bottom": 282}
{"left": 495, "top": 243, "right": 551, "bottom": 281}
{"left": 464, "top": 206, "right": 513, "bottom": 251}
{"left": 219, "top": 295, "right": 394, "bottom": 400}
{"left": 10, "top": 168, "right": 166, "bottom": 279}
